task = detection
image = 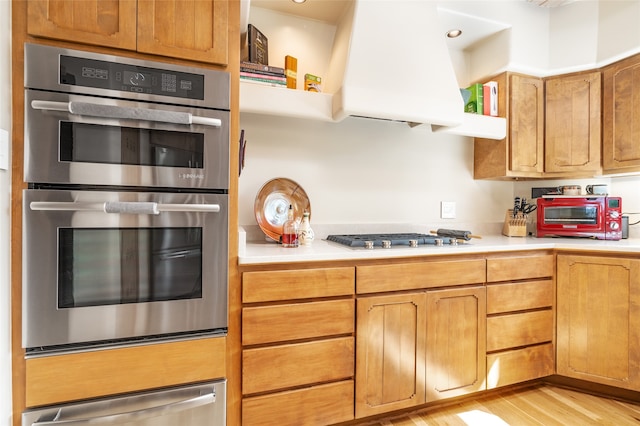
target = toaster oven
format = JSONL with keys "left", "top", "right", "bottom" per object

{"left": 536, "top": 196, "right": 622, "bottom": 240}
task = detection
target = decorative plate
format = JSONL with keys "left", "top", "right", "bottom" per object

{"left": 254, "top": 178, "right": 311, "bottom": 242}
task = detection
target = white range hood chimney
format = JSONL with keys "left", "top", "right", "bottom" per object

{"left": 329, "top": 0, "right": 464, "bottom": 126}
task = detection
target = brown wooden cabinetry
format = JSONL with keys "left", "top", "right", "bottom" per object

{"left": 545, "top": 71, "right": 601, "bottom": 174}
{"left": 27, "top": 0, "right": 228, "bottom": 65}
{"left": 557, "top": 254, "right": 640, "bottom": 390}
{"left": 486, "top": 254, "right": 555, "bottom": 389}
{"left": 474, "top": 72, "right": 544, "bottom": 179}
{"left": 426, "top": 286, "right": 486, "bottom": 401}
{"left": 602, "top": 53, "right": 640, "bottom": 174}
{"left": 356, "top": 258, "right": 486, "bottom": 417}
{"left": 241, "top": 267, "right": 355, "bottom": 426}
{"left": 355, "top": 293, "right": 427, "bottom": 418}
{"left": 475, "top": 71, "right": 602, "bottom": 179}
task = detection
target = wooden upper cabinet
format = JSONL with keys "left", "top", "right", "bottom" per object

{"left": 138, "top": 0, "right": 228, "bottom": 65}
{"left": 545, "top": 71, "right": 601, "bottom": 173}
{"left": 474, "top": 72, "right": 544, "bottom": 179}
{"left": 510, "top": 73, "right": 545, "bottom": 174}
{"left": 27, "top": 0, "right": 138, "bottom": 50}
{"left": 602, "top": 53, "right": 640, "bottom": 174}
{"left": 27, "top": 0, "right": 229, "bottom": 66}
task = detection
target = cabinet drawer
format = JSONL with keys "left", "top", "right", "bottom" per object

{"left": 487, "top": 343, "right": 554, "bottom": 389}
{"left": 487, "top": 310, "right": 553, "bottom": 352}
{"left": 487, "top": 254, "right": 554, "bottom": 282}
{"left": 242, "top": 299, "right": 354, "bottom": 345}
{"left": 243, "top": 380, "right": 354, "bottom": 426}
{"left": 487, "top": 279, "right": 553, "bottom": 314}
{"left": 243, "top": 267, "right": 355, "bottom": 303}
{"left": 243, "top": 337, "right": 354, "bottom": 394}
{"left": 357, "top": 259, "right": 486, "bottom": 293}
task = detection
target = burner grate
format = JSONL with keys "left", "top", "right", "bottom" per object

{"left": 326, "top": 233, "right": 454, "bottom": 248}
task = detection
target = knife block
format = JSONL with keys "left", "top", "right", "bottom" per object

{"left": 502, "top": 209, "right": 527, "bottom": 237}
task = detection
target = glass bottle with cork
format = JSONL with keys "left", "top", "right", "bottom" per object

{"left": 281, "top": 204, "right": 299, "bottom": 248}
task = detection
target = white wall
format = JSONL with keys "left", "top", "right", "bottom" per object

{"left": 0, "top": 0, "right": 11, "bottom": 423}
{"left": 238, "top": 113, "right": 514, "bottom": 232}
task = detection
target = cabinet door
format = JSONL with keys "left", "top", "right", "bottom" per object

{"left": 355, "top": 293, "right": 426, "bottom": 418}
{"left": 545, "top": 72, "right": 601, "bottom": 173}
{"left": 426, "top": 286, "right": 486, "bottom": 401}
{"left": 137, "top": 0, "right": 228, "bottom": 65}
{"left": 27, "top": 0, "right": 137, "bottom": 50}
{"left": 510, "top": 74, "right": 544, "bottom": 174}
{"left": 557, "top": 255, "right": 640, "bottom": 390}
{"left": 603, "top": 53, "right": 640, "bottom": 173}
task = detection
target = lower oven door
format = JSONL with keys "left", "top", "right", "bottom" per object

{"left": 23, "top": 189, "right": 228, "bottom": 352}
{"left": 22, "top": 380, "right": 226, "bottom": 426}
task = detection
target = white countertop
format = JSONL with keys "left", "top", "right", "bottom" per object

{"left": 239, "top": 232, "right": 640, "bottom": 265}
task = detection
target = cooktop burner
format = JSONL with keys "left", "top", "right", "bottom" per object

{"left": 326, "top": 233, "right": 457, "bottom": 248}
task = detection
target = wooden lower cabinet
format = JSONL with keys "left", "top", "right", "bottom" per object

{"left": 557, "top": 254, "right": 640, "bottom": 390}
{"left": 355, "top": 286, "right": 486, "bottom": 417}
{"left": 355, "top": 293, "right": 427, "bottom": 418}
{"left": 242, "top": 380, "right": 354, "bottom": 426}
{"left": 241, "top": 267, "right": 356, "bottom": 425}
{"left": 426, "top": 286, "right": 486, "bottom": 401}
{"left": 486, "top": 254, "right": 555, "bottom": 389}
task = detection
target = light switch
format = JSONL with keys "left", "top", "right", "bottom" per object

{"left": 0, "top": 129, "right": 8, "bottom": 171}
{"left": 441, "top": 201, "right": 456, "bottom": 219}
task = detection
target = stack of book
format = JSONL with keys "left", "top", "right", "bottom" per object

{"left": 240, "top": 61, "right": 286, "bottom": 88}
{"left": 463, "top": 81, "right": 498, "bottom": 116}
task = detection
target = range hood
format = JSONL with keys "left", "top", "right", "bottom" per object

{"left": 329, "top": 0, "right": 464, "bottom": 126}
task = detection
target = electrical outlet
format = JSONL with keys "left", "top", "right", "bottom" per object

{"left": 441, "top": 201, "right": 456, "bottom": 219}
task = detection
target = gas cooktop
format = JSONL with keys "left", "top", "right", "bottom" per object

{"left": 326, "top": 233, "right": 458, "bottom": 249}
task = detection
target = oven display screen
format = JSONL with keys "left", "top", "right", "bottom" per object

{"left": 60, "top": 55, "right": 205, "bottom": 99}
{"left": 58, "top": 227, "right": 203, "bottom": 308}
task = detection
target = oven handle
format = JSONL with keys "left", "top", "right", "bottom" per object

{"left": 28, "top": 390, "right": 215, "bottom": 426}
{"left": 31, "top": 100, "right": 223, "bottom": 128}
{"left": 29, "top": 201, "right": 221, "bottom": 215}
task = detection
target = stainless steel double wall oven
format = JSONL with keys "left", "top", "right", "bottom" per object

{"left": 22, "top": 44, "right": 230, "bottom": 354}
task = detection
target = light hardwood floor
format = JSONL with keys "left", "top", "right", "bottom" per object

{"left": 355, "top": 384, "right": 640, "bottom": 425}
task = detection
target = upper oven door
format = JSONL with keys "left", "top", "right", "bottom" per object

{"left": 22, "top": 189, "right": 228, "bottom": 351}
{"left": 24, "top": 90, "right": 229, "bottom": 190}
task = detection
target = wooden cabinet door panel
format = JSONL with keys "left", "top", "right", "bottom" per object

{"left": 486, "top": 254, "right": 554, "bottom": 283}
{"left": 509, "top": 74, "right": 544, "bottom": 173}
{"left": 243, "top": 267, "right": 355, "bottom": 303}
{"left": 357, "top": 259, "right": 486, "bottom": 294}
{"left": 557, "top": 255, "right": 640, "bottom": 390}
{"left": 426, "top": 286, "right": 486, "bottom": 401}
{"left": 545, "top": 72, "right": 601, "bottom": 173}
{"left": 243, "top": 337, "right": 354, "bottom": 395}
{"left": 242, "top": 381, "right": 354, "bottom": 426}
{"left": 603, "top": 53, "right": 640, "bottom": 173}
{"left": 355, "top": 293, "right": 426, "bottom": 418}
{"left": 242, "top": 299, "right": 354, "bottom": 345}
{"left": 487, "top": 280, "right": 554, "bottom": 314}
{"left": 487, "top": 310, "right": 554, "bottom": 352}
{"left": 137, "top": 0, "right": 228, "bottom": 65}
{"left": 487, "top": 343, "right": 554, "bottom": 389}
{"left": 27, "top": 0, "right": 137, "bottom": 50}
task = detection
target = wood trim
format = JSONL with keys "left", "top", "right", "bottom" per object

{"left": 25, "top": 337, "right": 226, "bottom": 407}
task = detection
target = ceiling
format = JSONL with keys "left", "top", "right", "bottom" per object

{"left": 248, "top": 0, "right": 572, "bottom": 51}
